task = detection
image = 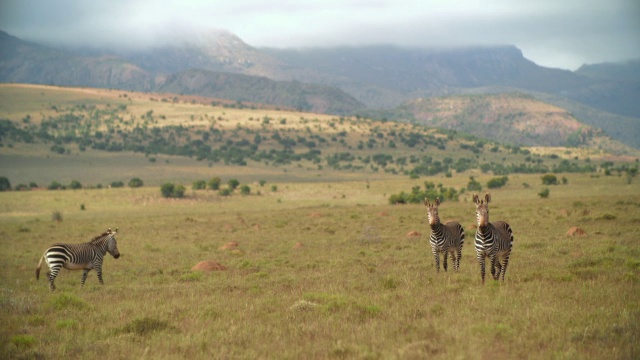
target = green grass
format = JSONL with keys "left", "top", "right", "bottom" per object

{"left": 1, "top": 173, "right": 639, "bottom": 359}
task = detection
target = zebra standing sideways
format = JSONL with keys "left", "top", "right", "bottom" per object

{"left": 473, "top": 194, "right": 513, "bottom": 284}
{"left": 425, "top": 197, "right": 465, "bottom": 272}
{"left": 36, "top": 228, "right": 120, "bottom": 291}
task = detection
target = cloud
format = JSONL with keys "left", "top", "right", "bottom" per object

{"left": 1, "top": 0, "right": 638, "bottom": 70}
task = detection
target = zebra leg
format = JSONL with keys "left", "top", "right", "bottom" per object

{"left": 96, "top": 266, "right": 104, "bottom": 285}
{"left": 477, "top": 255, "right": 486, "bottom": 285}
{"left": 433, "top": 252, "right": 440, "bottom": 273}
{"left": 81, "top": 269, "right": 90, "bottom": 287}
{"left": 48, "top": 266, "right": 61, "bottom": 291}
{"left": 490, "top": 256, "right": 498, "bottom": 280}
{"left": 455, "top": 249, "right": 462, "bottom": 272}
{"left": 443, "top": 251, "right": 448, "bottom": 272}
{"left": 500, "top": 256, "right": 510, "bottom": 282}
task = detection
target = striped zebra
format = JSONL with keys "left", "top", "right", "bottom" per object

{"left": 473, "top": 194, "right": 513, "bottom": 284}
{"left": 36, "top": 228, "right": 120, "bottom": 291}
{"left": 425, "top": 197, "right": 465, "bottom": 273}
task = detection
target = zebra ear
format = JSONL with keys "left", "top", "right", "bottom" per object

{"left": 424, "top": 198, "right": 429, "bottom": 206}
{"left": 485, "top": 193, "right": 491, "bottom": 204}
{"left": 435, "top": 197, "right": 440, "bottom": 206}
{"left": 113, "top": 227, "right": 118, "bottom": 234}
{"left": 473, "top": 194, "right": 479, "bottom": 204}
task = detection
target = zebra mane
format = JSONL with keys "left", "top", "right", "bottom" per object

{"left": 90, "top": 227, "right": 118, "bottom": 243}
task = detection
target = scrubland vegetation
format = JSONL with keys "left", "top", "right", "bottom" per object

{"left": 0, "top": 84, "right": 639, "bottom": 359}
{"left": 1, "top": 173, "right": 639, "bottom": 359}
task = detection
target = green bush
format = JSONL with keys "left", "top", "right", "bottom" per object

{"left": 128, "top": 177, "right": 144, "bottom": 188}
{"left": 69, "top": 180, "right": 82, "bottom": 189}
{"left": 467, "top": 176, "right": 482, "bottom": 191}
{"left": 48, "top": 181, "right": 63, "bottom": 190}
{"left": 228, "top": 179, "right": 240, "bottom": 190}
{"left": 240, "top": 185, "right": 251, "bottom": 195}
{"left": 0, "top": 176, "right": 11, "bottom": 191}
{"left": 207, "top": 177, "right": 221, "bottom": 190}
{"left": 192, "top": 180, "right": 206, "bottom": 190}
{"left": 487, "top": 176, "right": 509, "bottom": 189}
{"left": 111, "top": 181, "right": 125, "bottom": 188}
{"left": 538, "top": 188, "right": 550, "bottom": 198}
{"left": 160, "top": 183, "right": 185, "bottom": 198}
{"left": 541, "top": 174, "right": 558, "bottom": 185}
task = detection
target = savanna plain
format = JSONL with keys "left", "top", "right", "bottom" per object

{"left": 1, "top": 174, "right": 639, "bottom": 359}
{"left": 0, "top": 84, "right": 639, "bottom": 359}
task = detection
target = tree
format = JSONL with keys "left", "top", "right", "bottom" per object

{"left": 208, "top": 177, "right": 222, "bottom": 190}
{"left": 487, "top": 176, "right": 509, "bottom": 189}
{"left": 128, "top": 178, "right": 144, "bottom": 188}
{"left": 161, "top": 183, "right": 186, "bottom": 198}
{"left": 467, "top": 176, "right": 482, "bottom": 192}
{"left": 240, "top": 185, "right": 251, "bottom": 195}
{"left": 228, "top": 179, "right": 240, "bottom": 190}
{"left": 541, "top": 174, "right": 558, "bottom": 185}
{"left": 192, "top": 180, "right": 206, "bottom": 190}
{"left": 69, "top": 180, "right": 82, "bottom": 190}
{"left": 0, "top": 176, "right": 11, "bottom": 191}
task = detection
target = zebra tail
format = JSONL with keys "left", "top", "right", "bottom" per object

{"left": 36, "top": 253, "right": 45, "bottom": 280}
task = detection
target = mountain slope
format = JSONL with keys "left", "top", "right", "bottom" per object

{"left": 156, "top": 69, "right": 365, "bottom": 114}
{"left": 388, "top": 93, "right": 633, "bottom": 154}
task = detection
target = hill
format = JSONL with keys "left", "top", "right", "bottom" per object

{"left": 0, "top": 30, "right": 361, "bottom": 115}
{"left": 3, "top": 84, "right": 636, "bottom": 188}
{"left": 377, "top": 93, "right": 635, "bottom": 153}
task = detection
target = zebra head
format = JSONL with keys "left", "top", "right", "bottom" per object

{"left": 424, "top": 197, "right": 441, "bottom": 226}
{"left": 106, "top": 228, "right": 120, "bottom": 259}
{"left": 473, "top": 193, "right": 491, "bottom": 229}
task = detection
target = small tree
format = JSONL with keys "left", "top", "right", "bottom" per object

{"left": 128, "top": 178, "right": 144, "bottom": 188}
{"left": 0, "top": 176, "right": 11, "bottom": 191}
{"left": 538, "top": 188, "right": 550, "bottom": 198}
{"left": 192, "top": 180, "right": 206, "bottom": 190}
{"left": 240, "top": 185, "right": 251, "bottom": 195}
{"left": 467, "top": 176, "right": 482, "bottom": 192}
{"left": 487, "top": 176, "right": 509, "bottom": 189}
{"left": 208, "top": 177, "right": 222, "bottom": 190}
{"left": 541, "top": 174, "right": 558, "bottom": 185}
{"left": 160, "top": 183, "right": 185, "bottom": 198}
{"left": 48, "top": 181, "right": 62, "bottom": 190}
{"left": 69, "top": 180, "right": 82, "bottom": 190}
{"left": 111, "top": 181, "right": 125, "bottom": 188}
{"left": 228, "top": 179, "right": 240, "bottom": 190}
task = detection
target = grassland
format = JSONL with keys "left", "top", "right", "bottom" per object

{"left": 1, "top": 173, "right": 639, "bottom": 359}
{"left": 1, "top": 84, "right": 639, "bottom": 359}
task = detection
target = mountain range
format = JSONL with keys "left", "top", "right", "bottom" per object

{"left": 1, "top": 29, "right": 639, "bottom": 149}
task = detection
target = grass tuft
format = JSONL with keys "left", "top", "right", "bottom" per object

{"left": 49, "top": 293, "right": 87, "bottom": 310}
{"left": 120, "top": 317, "right": 173, "bottom": 336}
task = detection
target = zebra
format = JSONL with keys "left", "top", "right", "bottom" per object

{"left": 473, "top": 194, "right": 513, "bottom": 284}
{"left": 36, "top": 228, "right": 120, "bottom": 291}
{"left": 425, "top": 197, "right": 465, "bottom": 273}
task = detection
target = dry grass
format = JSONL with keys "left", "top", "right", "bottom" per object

{"left": 1, "top": 173, "right": 639, "bottom": 359}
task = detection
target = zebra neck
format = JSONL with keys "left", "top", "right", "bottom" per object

{"left": 430, "top": 222, "right": 443, "bottom": 232}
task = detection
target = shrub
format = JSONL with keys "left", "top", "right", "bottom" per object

{"left": 0, "top": 176, "right": 11, "bottom": 191}
{"left": 240, "top": 185, "right": 251, "bottom": 195}
{"left": 538, "top": 188, "right": 550, "bottom": 198}
{"left": 110, "top": 181, "right": 125, "bottom": 188}
{"left": 207, "top": 177, "right": 221, "bottom": 190}
{"left": 52, "top": 211, "right": 63, "bottom": 222}
{"left": 128, "top": 177, "right": 144, "bottom": 188}
{"left": 219, "top": 188, "right": 232, "bottom": 196}
{"left": 48, "top": 181, "right": 63, "bottom": 190}
{"left": 192, "top": 180, "right": 206, "bottom": 190}
{"left": 541, "top": 174, "right": 558, "bottom": 185}
{"left": 228, "top": 179, "right": 240, "bottom": 190}
{"left": 487, "top": 176, "right": 509, "bottom": 189}
{"left": 14, "top": 183, "right": 30, "bottom": 191}
{"left": 69, "top": 180, "right": 82, "bottom": 190}
{"left": 467, "top": 176, "right": 482, "bottom": 191}
{"left": 160, "top": 183, "right": 185, "bottom": 198}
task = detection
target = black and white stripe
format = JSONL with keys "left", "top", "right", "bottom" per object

{"left": 36, "top": 228, "right": 120, "bottom": 290}
{"left": 473, "top": 194, "right": 513, "bottom": 284}
{"left": 425, "top": 197, "right": 465, "bottom": 273}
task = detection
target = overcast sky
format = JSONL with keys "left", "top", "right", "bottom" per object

{"left": 1, "top": 0, "right": 638, "bottom": 71}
